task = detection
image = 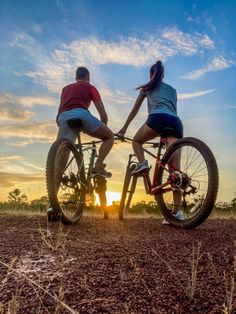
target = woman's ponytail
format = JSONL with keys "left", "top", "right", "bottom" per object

{"left": 137, "top": 60, "right": 164, "bottom": 92}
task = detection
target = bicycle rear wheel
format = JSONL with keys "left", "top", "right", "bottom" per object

{"left": 156, "top": 137, "right": 219, "bottom": 229}
{"left": 119, "top": 164, "right": 137, "bottom": 220}
{"left": 46, "top": 138, "right": 86, "bottom": 225}
{"left": 94, "top": 177, "right": 108, "bottom": 219}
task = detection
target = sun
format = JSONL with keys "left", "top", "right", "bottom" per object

{"left": 95, "top": 191, "right": 121, "bottom": 206}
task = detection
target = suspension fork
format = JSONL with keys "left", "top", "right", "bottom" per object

{"left": 127, "top": 153, "right": 135, "bottom": 169}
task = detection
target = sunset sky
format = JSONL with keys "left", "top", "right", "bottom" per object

{"left": 0, "top": 0, "right": 235, "bottom": 203}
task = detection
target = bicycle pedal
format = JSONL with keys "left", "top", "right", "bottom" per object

{"left": 132, "top": 168, "right": 150, "bottom": 176}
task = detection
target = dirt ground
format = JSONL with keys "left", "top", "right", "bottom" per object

{"left": 0, "top": 215, "right": 235, "bottom": 314}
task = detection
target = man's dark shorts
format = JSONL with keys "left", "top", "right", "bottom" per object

{"left": 146, "top": 113, "right": 183, "bottom": 138}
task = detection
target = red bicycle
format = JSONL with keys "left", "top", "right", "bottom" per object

{"left": 118, "top": 136, "right": 219, "bottom": 229}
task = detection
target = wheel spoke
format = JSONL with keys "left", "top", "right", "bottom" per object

{"left": 156, "top": 138, "right": 218, "bottom": 228}
{"left": 47, "top": 139, "right": 86, "bottom": 224}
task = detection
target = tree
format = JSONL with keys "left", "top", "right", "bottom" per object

{"left": 8, "top": 188, "right": 28, "bottom": 205}
{"left": 30, "top": 195, "right": 48, "bottom": 212}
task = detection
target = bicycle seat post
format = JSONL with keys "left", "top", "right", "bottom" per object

{"left": 157, "top": 138, "right": 166, "bottom": 157}
{"left": 67, "top": 118, "right": 83, "bottom": 147}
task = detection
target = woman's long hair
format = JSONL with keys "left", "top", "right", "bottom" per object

{"left": 137, "top": 60, "right": 164, "bottom": 92}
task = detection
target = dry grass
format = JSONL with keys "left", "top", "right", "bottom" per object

{"left": 153, "top": 241, "right": 202, "bottom": 300}
{"left": 0, "top": 259, "right": 78, "bottom": 314}
{"left": 0, "top": 218, "right": 77, "bottom": 314}
{"left": 130, "top": 257, "right": 152, "bottom": 296}
{"left": 207, "top": 253, "right": 219, "bottom": 279}
{"left": 186, "top": 242, "right": 202, "bottom": 300}
{"left": 222, "top": 241, "right": 236, "bottom": 314}
{"left": 37, "top": 219, "right": 69, "bottom": 253}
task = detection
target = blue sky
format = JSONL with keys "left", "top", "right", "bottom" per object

{"left": 0, "top": 0, "right": 235, "bottom": 202}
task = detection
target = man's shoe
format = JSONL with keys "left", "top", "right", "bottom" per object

{"left": 162, "top": 210, "right": 184, "bottom": 225}
{"left": 90, "top": 168, "right": 112, "bottom": 178}
{"left": 131, "top": 160, "right": 149, "bottom": 175}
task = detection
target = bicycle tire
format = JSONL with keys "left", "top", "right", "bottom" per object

{"left": 46, "top": 138, "right": 86, "bottom": 225}
{"left": 94, "top": 177, "right": 108, "bottom": 219}
{"left": 156, "top": 137, "right": 219, "bottom": 229}
{"left": 119, "top": 164, "right": 137, "bottom": 220}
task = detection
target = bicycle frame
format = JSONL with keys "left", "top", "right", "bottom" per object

{"left": 75, "top": 136, "right": 100, "bottom": 185}
{"left": 74, "top": 134, "right": 107, "bottom": 197}
{"left": 123, "top": 137, "right": 179, "bottom": 196}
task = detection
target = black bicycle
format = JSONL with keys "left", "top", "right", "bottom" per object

{"left": 46, "top": 119, "right": 108, "bottom": 225}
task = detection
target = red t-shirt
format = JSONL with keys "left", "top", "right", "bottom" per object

{"left": 58, "top": 81, "right": 101, "bottom": 115}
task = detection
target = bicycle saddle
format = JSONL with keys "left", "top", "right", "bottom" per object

{"left": 67, "top": 119, "right": 83, "bottom": 131}
{"left": 161, "top": 127, "right": 174, "bottom": 138}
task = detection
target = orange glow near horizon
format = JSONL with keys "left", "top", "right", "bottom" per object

{"left": 96, "top": 191, "right": 121, "bottom": 206}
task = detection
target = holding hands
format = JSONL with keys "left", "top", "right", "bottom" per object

{"left": 117, "top": 125, "right": 128, "bottom": 137}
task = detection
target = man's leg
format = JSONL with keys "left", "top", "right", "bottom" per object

{"left": 87, "top": 124, "right": 114, "bottom": 169}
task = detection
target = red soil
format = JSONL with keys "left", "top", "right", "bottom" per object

{"left": 0, "top": 215, "right": 235, "bottom": 313}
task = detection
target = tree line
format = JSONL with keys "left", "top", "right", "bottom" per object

{"left": 0, "top": 188, "right": 235, "bottom": 215}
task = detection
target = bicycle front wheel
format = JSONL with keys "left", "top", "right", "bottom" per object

{"left": 156, "top": 137, "right": 219, "bottom": 229}
{"left": 119, "top": 164, "right": 137, "bottom": 220}
{"left": 46, "top": 138, "right": 86, "bottom": 225}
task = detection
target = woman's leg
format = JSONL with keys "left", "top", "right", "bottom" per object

{"left": 133, "top": 123, "right": 158, "bottom": 163}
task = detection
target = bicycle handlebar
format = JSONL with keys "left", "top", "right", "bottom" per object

{"left": 79, "top": 133, "right": 163, "bottom": 148}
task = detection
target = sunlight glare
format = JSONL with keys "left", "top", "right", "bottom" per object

{"left": 95, "top": 191, "right": 121, "bottom": 206}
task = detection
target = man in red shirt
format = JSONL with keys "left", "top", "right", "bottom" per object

{"left": 57, "top": 67, "right": 114, "bottom": 177}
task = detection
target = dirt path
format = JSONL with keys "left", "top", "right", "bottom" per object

{"left": 0, "top": 215, "right": 235, "bottom": 313}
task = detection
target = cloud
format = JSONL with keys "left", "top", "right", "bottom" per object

{"left": 7, "top": 139, "right": 37, "bottom": 147}
{"left": 186, "top": 13, "right": 217, "bottom": 33}
{"left": 0, "top": 94, "right": 35, "bottom": 122}
{"left": 0, "top": 121, "right": 57, "bottom": 142}
{"left": 0, "top": 155, "right": 22, "bottom": 163}
{"left": 101, "top": 89, "right": 135, "bottom": 104}
{"left": 224, "top": 104, "right": 236, "bottom": 110}
{"left": 178, "top": 89, "right": 215, "bottom": 100}
{"left": 0, "top": 172, "right": 44, "bottom": 188}
{"left": 102, "top": 87, "right": 216, "bottom": 104}
{"left": 197, "top": 34, "right": 214, "bottom": 48}
{"left": 0, "top": 93, "right": 57, "bottom": 107}
{"left": 182, "top": 56, "right": 233, "bottom": 80}
{"left": 161, "top": 28, "right": 214, "bottom": 54}
{"left": 10, "top": 28, "right": 215, "bottom": 93}
{"left": 56, "top": 28, "right": 214, "bottom": 66}
{"left": 0, "top": 93, "right": 57, "bottom": 122}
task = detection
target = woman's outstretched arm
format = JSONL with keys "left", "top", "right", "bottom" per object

{"left": 118, "top": 92, "right": 145, "bottom": 136}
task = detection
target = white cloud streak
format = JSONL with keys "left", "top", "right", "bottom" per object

{"left": 0, "top": 121, "right": 57, "bottom": 142}
{"left": 182, "top": 56, "right": 233, "bottom": 80}
{"left": 178, "top": 89, "right": 215, "bottom": 100}
{"left": 0, "top": 172, "right": 44, "bottom": 188}
{"left": 0, "top": 155, "right": 22, "bottom": 164}
{"left": 10, "top": 28, "right": 215, "bottom": 93}
{"left": 0, "top": 93, "right": 57, "bottom": 122}
{"left": 0, "top": 94, "right": 35, "bottom": 122}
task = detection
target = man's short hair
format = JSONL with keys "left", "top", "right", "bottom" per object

{"left": 76, "top": 67, "right": 90, "bottom": 79}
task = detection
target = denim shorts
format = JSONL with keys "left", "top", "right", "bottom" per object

{"left": 57, "top": 108, "right": 103, "bottom": 142}
{"left": 146, "top": 113, "right": 183, "bottom": 138}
